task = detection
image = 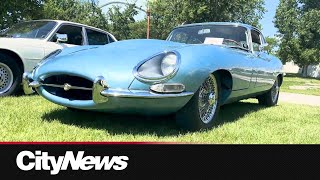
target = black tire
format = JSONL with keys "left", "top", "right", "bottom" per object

{"left": 0, "top": 53, "right": 22, "bottom": 97}
{"left": 257, "top": 78, "right": 280, "bottom": 107}
{"left": 176, "top": 74, "right": 221, "bottom": 131}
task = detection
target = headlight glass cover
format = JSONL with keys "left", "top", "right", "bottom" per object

{"left": 134, "top": 51, "right": 180, "bottom": 82}
{"left": 161, "top": 53, "right": 177, "bottom": 76}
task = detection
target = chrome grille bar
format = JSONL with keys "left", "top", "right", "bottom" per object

{"left": 29, "top": 82, "right": 93, "bottom": 91}
{"left": 41, "top": 84, "right": 92, "bottom": 91}
{"left": 42, "top": 83, "right": 93, "bottom": 91}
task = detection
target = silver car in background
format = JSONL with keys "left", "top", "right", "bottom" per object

{"left": 0, "top": 20, "right": 117, "bottom": 96}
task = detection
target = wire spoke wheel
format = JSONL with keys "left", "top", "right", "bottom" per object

{"left": 198, "top": 74, "right": 218, "bottom": 124}
{"left": 0, "top": 62, "right": 14, "bottom": 94}
{"left": 176, "top": 73, "right": 221, "bottom": 131}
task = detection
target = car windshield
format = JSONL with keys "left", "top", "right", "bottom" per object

{"left": 167, "top": 24, "right": 249, "bottom": 50}
{"left": 0, "top": 21, "right": 57, "bottom": 39}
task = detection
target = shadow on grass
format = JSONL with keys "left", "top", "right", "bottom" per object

{"left": 217, "top": 101, "right": 265, "bottom": 125}
{"left": 41, "top": 101, "right": 265, "bottom": 136}
{"left": 9, "top": 89, "right": 38, "bottom": 97}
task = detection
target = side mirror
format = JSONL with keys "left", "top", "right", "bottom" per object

{"left": 258, "top": 43, "right": 268, "bottom": 52}
{"left": 56, "top": 33, "right": 68, "bottom": 43}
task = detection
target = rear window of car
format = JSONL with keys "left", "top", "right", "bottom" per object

{"left": 86, "top": 29, "right": 109, "bottom": 45}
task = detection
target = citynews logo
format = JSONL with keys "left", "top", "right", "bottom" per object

{"left": 16, "top": 151, "right": 129, "bottom": 175}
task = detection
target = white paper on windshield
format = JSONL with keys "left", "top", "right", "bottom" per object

{"left": 204, "top": 37, "right": 224, "bottom": 45}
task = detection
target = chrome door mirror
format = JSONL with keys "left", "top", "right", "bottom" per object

{"left": 258, "top": 43, "right": 268, "bottom": 52}
{"left": 257, "top": 43, "right": 269, "bottom": 57}
{"left": 56, "top": 33, "right": 68, "bottom": 43}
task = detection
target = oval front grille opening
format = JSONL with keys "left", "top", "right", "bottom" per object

{"left": 43, "top": 75, "right": 93, "bottom": 100}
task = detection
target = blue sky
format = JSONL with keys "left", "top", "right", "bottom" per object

{"left": 260, "top": 0, "right": 280, "bottom": 37}
{"left": 99, "top": 0, "right": 280, "bottom": 37}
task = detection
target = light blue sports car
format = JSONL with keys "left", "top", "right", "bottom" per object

{"left": 23, "top": 22, "right": 284, "bottom": 131}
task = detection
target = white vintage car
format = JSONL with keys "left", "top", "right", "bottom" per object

{"left": 0, "top": 20, "right": 117, "bottom": 96}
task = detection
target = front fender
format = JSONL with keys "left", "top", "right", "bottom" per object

{"left": 0, "top": 48, "right": 25, "bottom": 71}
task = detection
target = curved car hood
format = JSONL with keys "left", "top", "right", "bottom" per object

{"left": 33, "top": 39, "right": 188, "bottom": 88}
{"left": 57, "top": 39, "right": 187, "bottom": 57}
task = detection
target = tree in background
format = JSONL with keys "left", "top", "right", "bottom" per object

{"left": 129, "top": 20, "right": 148, "bottom": 39}
{"left": 275, "top": 0, "right": 320, "bottom": 77}
{"left": 1, "top": 0, "right": 267, "bottom": 40}
{"left": 44, "top": 0, "right": 146, "bottom": 40}
{"left": 107, "top": 4, "right": 139, "bottom": 40}
{"left": 0, "top": 0, "right": 44, "bottom": 30}
{"left": 149, "top": 0, "right": 266, "bottom": 39}
{"left": 265, "top": 36, "right": 279, "bottom": 56}
{"left": 0, "top": 0, "right": 109, "bottom": 31}
{"left": 298, "top": 0, "right": 320, "bottom": 75}
{"left": 42, "top": 0, "right": 109, "bottom": 30}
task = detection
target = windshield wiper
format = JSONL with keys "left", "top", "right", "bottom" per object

{"left": 227, "top": 46, "right": 250, "bottom": 52}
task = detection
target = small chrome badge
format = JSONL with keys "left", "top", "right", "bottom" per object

{"left": 63, "top": 83, "right": 72, "bottom": 91}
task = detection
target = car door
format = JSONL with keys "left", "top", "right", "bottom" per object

{"left": 43, "top": 24, "right": 85, "bottom": 57}
{"left": 224, "top": 26, "right": 255, "bottom": 91}
{"left": 230, "top": 50, "right": 256, "bottom": 90}
{"left": 250, "top": 29, "right": 275, "bottom": 87}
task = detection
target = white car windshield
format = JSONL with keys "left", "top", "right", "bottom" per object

{"left": 0, "top": 21, "right": 57, "bottom": 39}
{"left": 167, "top": 24, "right": 249, "bottom": 50}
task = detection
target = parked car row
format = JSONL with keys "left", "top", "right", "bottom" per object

{"left": 1, "top": 20, "right": 284, "bottom": 131}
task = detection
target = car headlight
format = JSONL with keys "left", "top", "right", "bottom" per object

{"left": 134, "top": 51, "right": 180, "bottom": 82}
{"left": 161, "top": 53, "right": 177, "bottom": 76}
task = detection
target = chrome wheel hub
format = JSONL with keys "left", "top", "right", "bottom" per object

{"left": 0, "top": 63, "right": 14, "bottom": 94}
{"left": 198, "top": 75, "right": 218, "bottom": 124}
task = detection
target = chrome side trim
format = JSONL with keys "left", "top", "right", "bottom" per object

{"left": 101, "top": 89, "right": 194, "bottom": 99}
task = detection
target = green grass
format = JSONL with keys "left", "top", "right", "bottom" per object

{"left": 1, "top": 95, "right": 319, "bottom": 143}
{"left": 282, "top": 73, "right": 320, "bottom": 96}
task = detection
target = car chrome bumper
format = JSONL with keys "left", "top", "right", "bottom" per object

{"left": 100, "top": 89, "right": 194, "bottom": 98}
{"left": 22, "top": 72, "right": 35, "bottom": 95}
{"left": 22, "top": 74, "right": 194, "bottom": 104}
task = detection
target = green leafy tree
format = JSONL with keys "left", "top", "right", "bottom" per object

{"left": 107, "top": 4, "right": 139, "bottom": 40}
{"left": 265, "top": 36, "right": 279, "bottom": 56}
{"left": 148, "top": 0, "right": 266, "bottom": 39}
{"left": 275, "top": 0, "right": 320, "bottom": 77}
{"left": 129, "top": 20, "right": 149, "bottom": 39}
{"left": 274, "top": 0, "right": 301, "bottom": 64}
{"left": 0, "top": 0, "right": 44, "bottom": 30}
{"left": 42, "top": 0, "right": 109, "bottom": 30}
